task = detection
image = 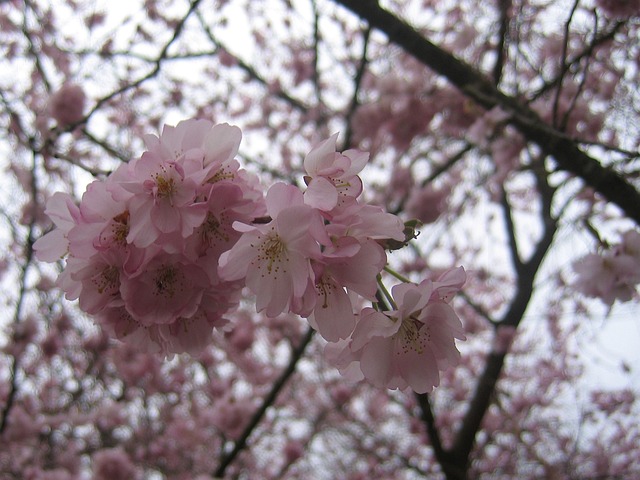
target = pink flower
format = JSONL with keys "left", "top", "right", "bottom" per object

{"left": 303, "top": 134, "right": 369, "bottom": 211}
{"left": 120, "top": 253, "right": 210, "bottom": 325}
{"left": 573, "top": 253, "right": 638, "bottom": 305}
{"left": 219, "top": 183, "right": 325, "bottom": 317}
{"left": 307, "top": 240, "right": 387, "bottom": 341}
{"left": 49, "top": 83, "right": 86, "bottom": 126}
{"left": 36, "top": 120, "right": 263, "bottom": 356}
{"left": 92, "top": 447, "right": 139, "bottom": 480}
{"left": 326, "top": 201, "right": 405, "bottom": 242}
{"left": 69, "top": 250, "right": 124, "bottom": 314}
{"left": 33, "top": 192, "right": 81, "bottom": 262}
{"left": 336, "top": 268, "right": 466, "bottom": 393}
{"left": 143, "top": 120, "right": 242, "bottom": 175}
{"left": 596, "top": 0, "right": 640, "bottom": 18}
{"left": 122, "top": 151, "right": 207, "bottom": 247}
{"left": 573, "top": 230, "right": 640, "bottom": 305}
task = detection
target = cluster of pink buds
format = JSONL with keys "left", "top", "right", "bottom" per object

{"left": 35, "top": 119, "right": 466, "bottom": 393}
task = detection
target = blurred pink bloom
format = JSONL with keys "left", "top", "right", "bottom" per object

{"left": 92, "top": 447, "right": 139, "bottom": 480}
{"left": 573, "top": 231, "right": 640, "bottom": 306}
{"left": 596, "top": 0, "right": 640, "bottom": 18}
{"left": 406, "top": 185, "right": 449, "bottom": 224}
{"left": 211, "top": 396, "right": 254, "bottom": 440}
{"left": 49, "top": 83, "right": 86, "bottom": 126}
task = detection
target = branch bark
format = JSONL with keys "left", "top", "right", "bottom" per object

{"left": 332, "top": 0, "right": 640, "bottom": 224}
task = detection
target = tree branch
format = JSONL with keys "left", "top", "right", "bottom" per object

{"left": 214, "top": 328, "right": 315, "bottom": 477}
{"left": 416, "top": 393, "right": 465, "bottom": 480}
{"left": 332, "top": 0, "right": 640, "bottom": 225}
{"left": 449, "top": 162, "right": 558, "bottom": 471}
{"left": 343, "top": 26, "right": 371, "bottom": 150}
{"left": 492, "top": 0, "right": 511, "bottom": 85}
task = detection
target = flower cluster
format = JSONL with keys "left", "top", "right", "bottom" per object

{"left": 35, "top": 120, "right": 265, "bottom": 355}
{"left": 327, "top": 267, "right": 466, "bottom": 393}
{"left": 573, "top": 230, "right": 640, "bottom": 306}
{"left": 35, "top": 120, "right": 467, "bottom": 392}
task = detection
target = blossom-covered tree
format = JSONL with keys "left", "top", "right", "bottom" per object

{"left": 1, "top": 0, "right": 639, "bottom": 479}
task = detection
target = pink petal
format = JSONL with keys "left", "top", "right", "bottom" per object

{"left": 312, "top": 279, "right": 355, "bottom": 341}
{"left": 203, "top": 123, "right": 242, "bottom": 165}
{"left": 304, "top": 177, "right": 338, "bottom": 211}
{"left": 266, "top": 182, "right": 303, "bottom": 218}
{"left": 395, "top": 343, "right": 439, "bottom": 394}
{"left": 303, "top": 133, "right": 339, "bottom": 176}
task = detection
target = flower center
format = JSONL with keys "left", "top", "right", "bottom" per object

{"left": 95, "top": 265, "right": 119, "bottom": 295}
{"left": 200, "top": 212, "right": 230, "bottom": 246}
{"left": 398, "top": 314, "right": 429, "bottom": 355}
{"left": 256, "top": 232, "right": 287, "bottom": 275}
{"left": 155, "top": 174, "right": 176, "bottom": 199}
{"left": 153, "top": 265, "right": 179, "bottom": 298}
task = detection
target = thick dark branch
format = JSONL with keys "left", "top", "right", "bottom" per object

{"left": 332, "top": 0, "right": 640, "bottom": 225}
{"left": 214, "top": 328, "right": 315, "bottom": 477}
{"left": 492, "top": 0, "right": 511, "bottom": 85}
{"left": 450, "top": 165, "right": 558, "bottom": 469}
{"left": 416, "top": 393, "right": 465, "bottom": 480}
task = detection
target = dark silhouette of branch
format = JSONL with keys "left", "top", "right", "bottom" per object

{"left": 214, "top": 328, "right": 315, "bottom": 477}
{"left": 343, "top": 26, "right": 372, "bottom": 150}
{"left": 492, "top": 0, "right": 511, "bottom": 85}
{"left": 416, "top": 393, "right": 465, "bottom": 480}
{"left": 551, "top": 0, "right": 581, "bottom": 128}
{"left": 449, "top": 164, "right": 558, "bottom": 476}
{"left": 332, "top": 0, "right": 640, "bottom": 225}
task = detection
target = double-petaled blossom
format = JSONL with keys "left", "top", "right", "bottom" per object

{"left": 329, "top": 267, "right": 466, "bottom": 394}
{"left": 35, "top": 119, "right": 265, "bottom": 355}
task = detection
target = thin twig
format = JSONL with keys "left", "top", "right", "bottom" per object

{"left": 214, "top": 328, "right": 315, "bottom": 477}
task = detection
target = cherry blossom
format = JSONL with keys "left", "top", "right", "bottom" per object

{"left": 573, "top": 230, "right": 640, "bottom": 306}
{"left": 34, "top": 119, "right": 265, "bottom": 355}
{"left": 33, "top": 192, "right": 82, "bottom": 262}
{"left": 333, "top": 268, "right": 466, "bottom": 394}
{"left": 48, "top": 83, "right": 86, "bottom": 127}
{"left": 219, "top": 183, "right": 325, "bottom": 317}
{"left": 302, "top": 133, "right": 368, "bottom": 211}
